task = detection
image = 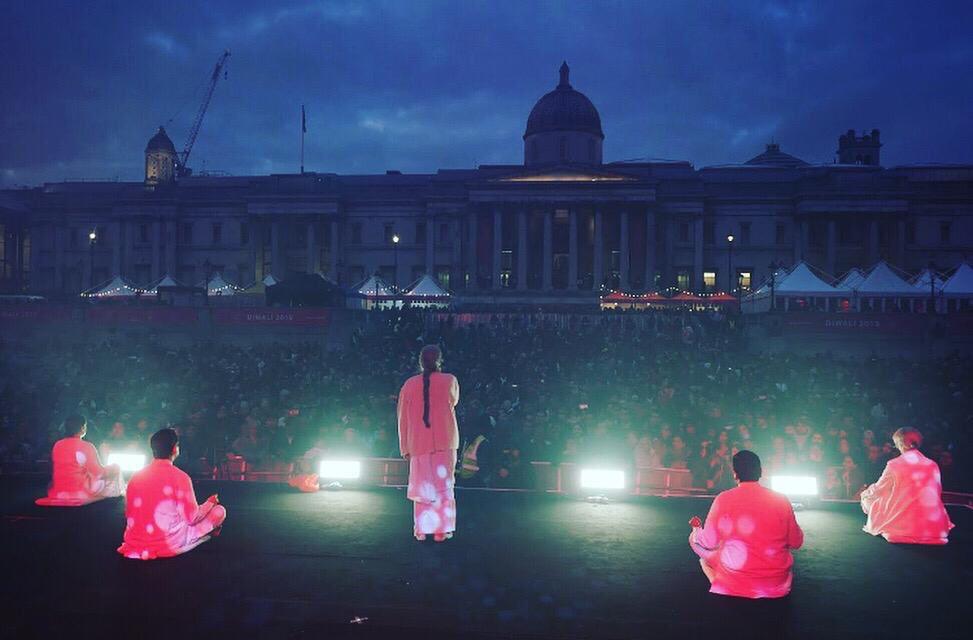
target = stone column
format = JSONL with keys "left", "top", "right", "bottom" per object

{"left": 111, "top": 221, "right": 122, "bottom": 275}
{"left": 306, "top": 221, "right": 318, "bottom": 274}
{"left": 54, "top": 225, "right": 65, "bottom": 291}
{"left": 329, "top": 219, "right": 340, "bottom": 282}
{"left": 542, "top": 209, "right": 553, "bottom": 290}
{"left": 271, "top": 221, "right": 282, "bottom": 279}
{"left": 826, "top": 219, "right": 837, "bottom": 276}
{"left": 425, "top": 215, "right": 435, "bottom": 275}
{"left": 568, "top": 208, "right": 578, "bottom": 289}
{"left": 693, "top": 217, "right": 704, "bottom": 292}
{"left": 492, "top": 206, "right": 502, "bottom": 290}
{"left": 644, "top": 208, "right": 656, "bottom": 290}
{"left": 151, "top": 221, "right": 162, "bottom": 281}
{"left": 593, "top": 207, "right": 604, "bottom": 289}
{"left": 867, "top": 218, "right": 879, "bottom": 265}
{"left": 165, "top": 220, "right": 177, "bottom": 277}
{"left": 619, "top": 208, "right": 630, "bottom": 290}
{"left": 467, "top": 211, "right": 478, "bottom": 290}
{"left": 517, "top": 206, "right": 528, "bottom": 290}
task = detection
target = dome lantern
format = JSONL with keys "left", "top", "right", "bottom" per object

{"left": 523, "top": 62, "right": 603, "bottom": 166}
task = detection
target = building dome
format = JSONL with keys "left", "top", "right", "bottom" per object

{"left": 145, "top": 126, "right": 177, "bottom": 155}
{"left": 524, "top": 62, "right": 604, "bottom": 140}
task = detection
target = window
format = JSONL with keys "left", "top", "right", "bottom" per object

{"left": 678, "top": 223, "right": 690, "bottom": 243}
{"left": 940, "top": 222, "right": 951, "bottom": 245}
{"left": 351, "top": 223, "right": 362, "bottom": 245}
{"left": 703, "top": 221, "right": 715, "bottom": 245}
{"left": 775, "top": 223, "right": 786, "bottom": 245}
{"left": 181, "top": 222, "right": 193, "bottom": 245}
{"left": 703, "top": 271, "right": 717, "bottom": 292}
{"left": 384, "top": 224, "right": 395, "bottom": 244}
{"left": 139, "top": 223, "right": 150, "bottom": 244}
{"left": 559, "top": 137, "right": 567, "bottom": 161}
{"left": 440, "top": 223, "right": 449, "bottom": 244}
{"left": 905, "top": 221, "right": 916, "bottom": 245}
{"left": 436, "top": 267, "right": 450, "bottom": 291}
{"left": 240, "top": 222, "right": 250, "bottom": 246}
{"left": 212, "top": 223, "right": 222, "bottom": 245}
{"left": 737, "top": 270, "right": 752, "bottom": 291}
{"left": 416, "top": 222, "right": 426, "bottom": 245}
{"left": 740, "top": 222, "right": 751, "bottom": 246}
{"left": 676, "top": 270, "right": 690, "bottom": 291}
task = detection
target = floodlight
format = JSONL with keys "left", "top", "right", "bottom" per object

{"left": 579, "top": 468, "right": 625, "bottom": 490}
{"left": 107, "top": 452, "right": 146, "bottom": 473}
{"left": 770, "top": 475, "right": 818, "bottom": 496}
{"left": 319, "top": 460, "right": 361, "bottom": 480}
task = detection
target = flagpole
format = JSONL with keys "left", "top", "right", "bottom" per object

{"left": 300, "top": 104, "right": 306, "bottom": 174}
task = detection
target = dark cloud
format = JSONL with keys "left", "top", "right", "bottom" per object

{"left": 2, "top": 0, "right": 971, "bottom": 186}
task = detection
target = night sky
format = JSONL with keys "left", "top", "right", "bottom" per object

{"left": 3, "top": 0, "right": 972, "bottom": 187}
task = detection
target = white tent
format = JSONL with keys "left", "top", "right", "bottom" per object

{"left": 402, "top": 274, "right": 451, "bottom": 308}
{"left": 201, "top": 273, "right": 243, "bottom": 296}
{"left": 854, "top": 261, "right": 920, "bottom": 296}
{"left": 262, "top": 274, "right": 279, "bottom": 287}
{"left": 354, "top": 275, "right": 395, "bottom": 297}
{"left": 349, "top": 275, "right": 397, "bottom": 309}
{"left": 942, "top": 263, "right": 973, "bottom": 297}
{"left": 836, "top": 268, "right": 866, "bottom": 291}
{"left": 81, "top": 275, "right": 143, "bottom": 298}
{"left": 742, "top": 262, "right": 838, "bottom": 312}
{"left": 144, "top": 274, "right": 183, "bottom": 295}
{"left": 911, "top": 268, "right": 945, "bottom": 293}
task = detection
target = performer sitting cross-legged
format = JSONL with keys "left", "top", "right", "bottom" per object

{"left": 860, "top": 427, "right": 955, "bottom": 544}
{"left": 36, "top": 414, "right": 124, "bottom": 507}
{"left": 688, "top": 450, "right": 804, "bottom": 598}
{"left": 398, "top": 344, "right": 459, "bottom": 542}
{"left": 118, "top": 428, "right": 226, "bottom": 560}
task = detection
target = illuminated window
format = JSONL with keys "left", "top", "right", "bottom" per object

{"left": 677, "top": 270, "right": 690, "bottom": 290}
{"left": 703, "top": 271, "right": 717, "bottom": 292}
{"left": 436, "top": 267, "right": 450, "bottom": 290}
{"left": 738, "top": 271, "right": 752, "bottom": 290}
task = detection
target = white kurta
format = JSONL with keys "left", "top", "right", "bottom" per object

{"left": 36, "top": 437, "right": 125, "bottom": 507}
{"left": 861, "top": 449, "right": 954, "bottom": 544}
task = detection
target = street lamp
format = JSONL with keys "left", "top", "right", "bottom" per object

{"left": 391, "top": 233, "right": 400, "bottom": 291}
{"left": 88, "top": 229, "right": 98, "bottom": 288}
{"left": 727, "top": 234, "right": 735, "bottom": 294}
{"left": 768, "top": 260, "right": 779, "bottom": 312}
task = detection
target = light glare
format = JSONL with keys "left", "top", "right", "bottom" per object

{"left": 770, "top": 475, "right": 818, "bottom": 496}
{"left": 580, "top": 468, "right": 625, "bottom": 490}
{"left": 319, "top": 460, "right": 361, "bottom": 480}
{"left": 107, "top": 452, "right": 146, "bottom": 472}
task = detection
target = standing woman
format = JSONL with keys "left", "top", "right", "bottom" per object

{"left": 398, "top": 344, "right": 459, "bottom": 542}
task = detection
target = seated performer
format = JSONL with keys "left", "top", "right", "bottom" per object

{"left": 689, "top": 450, "right": 804, "bottom": 598}
{"left": 398, "top": 344, "right": 460, "bottom": 542}
{"left": 118, "top": 428, "right": 227, "bottom": 560}
{"left": 36, "top": 414, "right": 124, "bottom": 506}
{"left": 860, "top": 427, "right": 954, "bottom": 544}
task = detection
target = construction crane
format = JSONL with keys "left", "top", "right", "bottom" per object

{"left": 176, "top": 50, "right": 230, "bottom": 178}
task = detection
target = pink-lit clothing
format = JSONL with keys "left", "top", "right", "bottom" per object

{"left": 861, "top": 449, "right": 954, "bottom": 544}
{"left": 407, "top": 449, "right": 458, "bottom": 536}
{"left": 689, "top": 481, "right": 804, "bottom": 599}
{"left": 118, "top": 459, "right": 226, "bottom": 560}
{"left": 398, "top": 371, "right": 460, "bottom": 536}
{"left": 36, "top": 436, "right": 124, "bottom": 506}
{"left": 397, "top": 372, "right": 459, "bottom": 457}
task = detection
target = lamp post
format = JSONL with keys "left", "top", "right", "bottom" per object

{"left": 88, "top": 229, "right": 97, "bottom": 289}
{"left": 768, "top": 260, "right": 779, "bottom": 312}
{"left": 203, "top": 259, "right": 212, "bottom": 304}
{"left": 392, "top": 233, "right": 400, "bottom": 292}
{"left": 727, "top": 234, "right": 735, "bottom": 294}
{"left": 927, "top": 261, "right": 936, "bottom": 315}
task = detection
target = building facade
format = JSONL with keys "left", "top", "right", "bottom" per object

{"left": 2, "top": 63, "right": 971, "bottom": 300}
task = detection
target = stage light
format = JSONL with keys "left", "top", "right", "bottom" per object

{"left": 580, "top": 468, "right": 625, "bottom": 490}
{"left": 107, "top": 452, "right": 146, "bottom": 473}
{"left": 319, "top": 460, "right": 361, "bottom": 480}
{"left": 770, "top": 475, "right": 818, "bottom": 496}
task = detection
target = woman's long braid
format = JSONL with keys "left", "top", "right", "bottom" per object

{"left": 422, "top": 368, "right": 432, "bottom": 428}
{"left": 419, "top": 344, "right": 442, "bottom": 429}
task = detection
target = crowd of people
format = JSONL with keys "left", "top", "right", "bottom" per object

{"left": 1, "top": 308, "right": 970, "bottom": 494}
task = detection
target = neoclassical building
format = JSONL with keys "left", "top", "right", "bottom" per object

{"left": 1, "top": 62, "right": 971, "bottom": 301}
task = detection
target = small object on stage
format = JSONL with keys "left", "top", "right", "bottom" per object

{"left": 350, "top": 616, "right": 368, "bottom": 624}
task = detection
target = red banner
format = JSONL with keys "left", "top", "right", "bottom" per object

{"left": 211, "top": 308, "right": 331, "bottom": 327}
{"left": 86, "top": 307, "right": 199, "bottom": 325}
{"left": 0, "top": 306, "right": 73, "bottom": 322}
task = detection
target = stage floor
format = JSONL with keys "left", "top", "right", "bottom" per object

{"left": 2, "top": 477, "right": 970, "bottom": 639}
